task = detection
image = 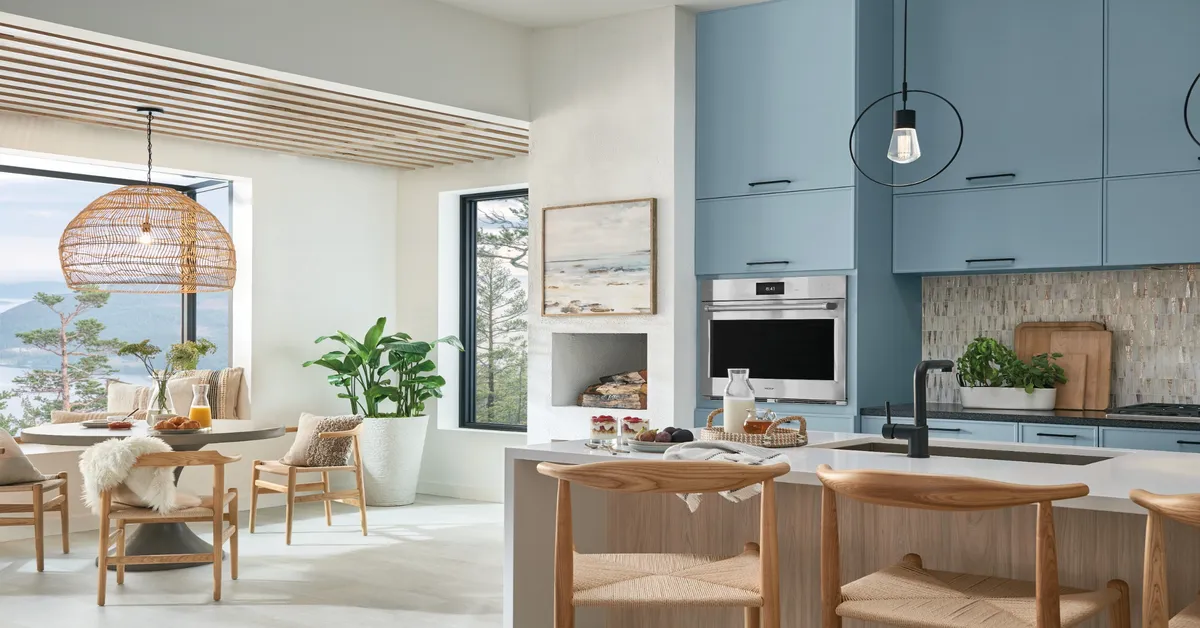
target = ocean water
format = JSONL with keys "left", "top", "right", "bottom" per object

{"left": 543, "top": 251, "right": 653, "bottom": 315}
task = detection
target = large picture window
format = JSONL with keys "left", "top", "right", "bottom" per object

{"left": 460, "top": 189, "right": 529, "bottom": 431}
{"left": 0, "top": 165, "right": 232, "bottom": 433}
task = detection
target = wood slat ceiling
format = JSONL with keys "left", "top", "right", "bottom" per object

{"left": 0, "top": 21, "right": 529, "bottom": 170}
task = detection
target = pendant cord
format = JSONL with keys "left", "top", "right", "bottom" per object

{"left": 145, "top": 110, "right": 154, "bottom": 187}
{"left": 901, "top": 0, "right": 909, "bottom": 106}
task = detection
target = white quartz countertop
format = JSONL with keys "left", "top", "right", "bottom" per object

{"left": 506, "top": 431, "right": 1200, "bottom": 514}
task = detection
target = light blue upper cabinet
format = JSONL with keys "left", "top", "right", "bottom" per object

{"left": 893, "top": 181, "right": 1102, "bottom": 274}
{"left": 1105, "top": 172, "right": 1200, "bottom": 266}
{"left": 892, "top": 0, "right": 1103, "bottom": 194}
{"left": 696, "top": 188, "right": 855, "bottom": 276}
{"left": 1106, "top": 0, "right": 1200, "bottom": 178}
{"left": 696, "top": 0, "right": 855, "bottom": 200}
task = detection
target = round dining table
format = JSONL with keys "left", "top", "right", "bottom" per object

{"left": 20, "top": 420, "right": 285, "bottom": 571}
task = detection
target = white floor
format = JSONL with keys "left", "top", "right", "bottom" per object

{"left": 0, "top": 495, "right": 504, "bottom": 628}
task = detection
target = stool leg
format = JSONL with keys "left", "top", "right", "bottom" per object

{"left": 745, "top": 607, "right": 760, "bottom": 628}
{"left": 115, "top": 523, "right": 126, "bottom": 585}
{"left": 32, "top": 483, "right": 44, "bottom": 572}
{"left": 57, "top": 472, "right": 69, "bottom": 554}
{"left": 1108, "top": 579, "right": 1131, "bottom": 628}
{"left": 285, "top": 467, "right": 297, "bottom": 545}
{"left": 322, "top": 471, "right": 332, "bottom": 526}
{"left": 249, "top": 460, "right": 261, "bottom": 534}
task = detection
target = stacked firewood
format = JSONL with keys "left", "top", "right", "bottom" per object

{"left": 577, "top": 370, "right": 648, "bottom": 409}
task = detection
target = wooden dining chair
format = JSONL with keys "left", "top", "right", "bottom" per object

{"left": 0, "top": 471, "right": 69, "bottom": 572}
{"left": 96, "top": 450, "right": 240, "bottom": 606}
{"left": 536, "top": 459, "right": 790, "bottom": 628}
{"left": 1130, "top": 489, "right": 1200, "bottom": 628}
{"left": 816, "top": 465, "right": 1130, "bottom": 628}
{"left": 249, "top": 424, "right": 367, "bottom": 544}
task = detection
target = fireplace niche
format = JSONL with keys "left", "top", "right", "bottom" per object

{"left": 550, "top": 332, "right": 648, "bottom": 409}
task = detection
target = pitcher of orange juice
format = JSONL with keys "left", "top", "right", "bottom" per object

{"left": 188, "top": 384, "right": 212, "bottom": 428}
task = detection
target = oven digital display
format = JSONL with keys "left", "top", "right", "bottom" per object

{"left": 755, "top": 282, "right": 785, "bottom": 296}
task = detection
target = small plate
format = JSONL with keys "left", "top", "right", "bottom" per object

{"left": 81, "top": 421, "right": 118, "bottom": 429}
{"left": 627, "top": 440, "right": 675, "bottom": 454}
{"left": 149, "top": 428, "right": 206, "bottom": 435}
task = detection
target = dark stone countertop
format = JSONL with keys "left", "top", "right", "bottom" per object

{"left": 859, "top": 402, "right": 1200, "bottom": 432}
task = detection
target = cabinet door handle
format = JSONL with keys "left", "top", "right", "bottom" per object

{"left": 1036, "top": 432, "right": 1078, "bottom": 439}
{"left": 928, "top": 427, "right": 962, "bottom": 432}
{"left": 748, "top": 179, "right": 792, "bottom": 187}
{"left": 965, "top": 173, "right": 1017, "bottom": 182}
{"left": 966, "top": 257, "right": 1016, "bottom": 265}
{"left": 745, "top": 260, "right": 790, "bottom": 266}
{"left": 1177, "top": 440, "right": 1200, "bottom": 446}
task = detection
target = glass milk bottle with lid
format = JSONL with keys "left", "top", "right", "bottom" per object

{"left": 722, "top": 368, "right": 755, "bottom": 435}
{"left": 188, "top": 384, "right": 212, "bottom": 428}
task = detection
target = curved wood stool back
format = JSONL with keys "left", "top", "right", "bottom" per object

{"left": 1130, "top": 490, "right": 1200, "bottom": 628}
{"left": 537, "top": 460, "right": 790, "bottom": 628}
{"left": 816, "top": 465, "right": 1130, "bottom": 628}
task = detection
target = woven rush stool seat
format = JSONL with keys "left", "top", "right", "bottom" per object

{"left": 573, "top": 547, "right": 762, "bottom": 607}
{"left": 838, "top": 557, "right": 1119, "bottom": 628}
{"left": 1173, "top": 597, "right": 1200, "bottom": 628}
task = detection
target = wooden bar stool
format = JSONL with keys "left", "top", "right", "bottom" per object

{"left": 1130, "top": 489, "right": 1200, "bottom": 628}
{"left": 537, "top": 459, "right": 790, "bottom": 628}
{"left": 816, "top": 465, "right": 1130, "bottom": 628}
{"left": 0, "top": 471, "right": 70, "bottom": 572}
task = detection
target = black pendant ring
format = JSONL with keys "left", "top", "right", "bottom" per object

{"left": 1186, "top": 72, "right": 1200, "bottom": 149}
{"left": 848, "top": 89, "right": 964, "bottom": 189}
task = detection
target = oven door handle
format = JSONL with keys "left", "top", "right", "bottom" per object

{"left": 704, "top": 302, "right": 838, "bottom": 313}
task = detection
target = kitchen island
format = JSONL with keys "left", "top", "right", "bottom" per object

{"left": 505, "top": 432, "right": 1200, "bottom": 628}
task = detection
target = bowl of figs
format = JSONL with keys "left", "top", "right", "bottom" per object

{"left": 627, "top": 426, "right": 694, "bottom": 454}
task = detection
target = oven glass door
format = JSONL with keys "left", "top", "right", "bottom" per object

{"left": 703, "top": 301, "right": 846, "bottom": 403}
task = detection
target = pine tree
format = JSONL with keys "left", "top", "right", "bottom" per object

{"left": 474, "top": 256, "right": 528, "bottom": 424}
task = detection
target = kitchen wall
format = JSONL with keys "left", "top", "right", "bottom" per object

{"left": 923, "top": 267, "right": 1200, "bottom": 406}
{"left": 526, "top": 6, "right": 696, "bottom": 443}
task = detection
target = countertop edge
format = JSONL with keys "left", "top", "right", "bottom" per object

{"left": 860, "top": 404, "right": 1200, "bottom": 431}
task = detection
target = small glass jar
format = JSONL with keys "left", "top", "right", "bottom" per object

{"left": 744, "top": 408, "right": 777, "bottom": 435}
{"left": 188, "top": 384, "right": 212, "bottom": 428}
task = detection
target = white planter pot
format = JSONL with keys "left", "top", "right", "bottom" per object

{"left": 359, "top": 415, "right": 428, "bottom": 507}
{"left": 959, "top": 387, "right": 1056, "bottom": 410}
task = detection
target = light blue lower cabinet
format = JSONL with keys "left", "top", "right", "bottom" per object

{"left": 1100, "top": 427, "right": 1200, "bottom": 453}
{"left": 859, "top": 416, "right": 1019, "bottom": 442}
{"left": 1018, "top": 423, "right": 1098, "bottom": 447}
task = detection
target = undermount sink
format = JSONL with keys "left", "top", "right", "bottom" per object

{"left": 823, "top": 440, "right": 1116, "bottom": 466}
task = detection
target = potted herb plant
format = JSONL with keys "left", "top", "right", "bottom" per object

{"left": 304, "top": 317, "right": 462, "bottom": 506}
{"left": 956, "top": 337, "right": 1067, "bottom": 410}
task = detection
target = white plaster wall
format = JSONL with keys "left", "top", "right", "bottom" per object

{"left": 0, "top": 111, "right": 399, "bottom": 537}
{"left": 526, "top": 7, "right": 697, "bottom": 443}
{"left": 0, "top": 0, "right": 531, "bottom": 120}
{"left": 396, "top": 156, "right": 530, "bottom": 503}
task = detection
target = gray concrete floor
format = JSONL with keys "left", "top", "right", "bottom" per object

{"left": 0, "top": 495, "right": 504, "bottom": 627}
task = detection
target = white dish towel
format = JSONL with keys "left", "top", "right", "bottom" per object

{"left": 663, "top": 440, "right": 790, "bottom": 513}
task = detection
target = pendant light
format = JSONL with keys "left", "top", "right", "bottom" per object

{"left": 59, "top": 107, "right": 236, "bottom": 293}
{"left": 848, "top": 0, "right": 963, "bottom": 188}
{"left": 1187, "top": 71, "right": 1200, "bottom": 149}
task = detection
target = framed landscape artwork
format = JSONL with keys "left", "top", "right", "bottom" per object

{"left": 542, "top": 198, "right": 657, "bottom": 317}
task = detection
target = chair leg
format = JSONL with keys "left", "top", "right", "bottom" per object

{"left": 115, "top": 524, "right": 126, "bottom": 585}
{"left": 355, "top": 470, "right": 368, "bottom": 536}
{"left": 57, "top": 472, "right": 69, "bottom": 554}
{"left": 213, "top": 519, "right": 223, "bottom": 602}
{"left": 230, "top": 489, "right": 239, "bottom": 581}
{"left": 745, "top": 607, "right": 760, "bottom": 628}
{"left": 285, "top": 467, "right": 297, "bottom": 545}
{"left": 96, "top": 512, "right": 109, "bottom": 606}
{"left": 1108, "top": 579, "right": 1131, "bottom": 628}
{"left": 249, "top": 460, "right": 260, "bottom": 534}
{"left": 32, "top": 483, "right": 44, "bottom": 572}
{"left": 322, "top": 471, "right": 332, "bottom": 526}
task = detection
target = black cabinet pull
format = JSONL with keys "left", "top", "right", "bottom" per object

{"left": 1036, "top": 432, "right": 1078, "bottom": 439}
{"left": 748, "top": 179, "right": 792, "bottom": 187}
{"left": 966, "top": 257, "right": 1016, "bottom": 264}
{"left": 745, "top": 260, "right": 790, "bottom": 266}
{"left": 928, "top": 427, "right": 962, "bottom": 432}
{"left": 1177, "top": 440, "right": 1200, "bottom": 446}
{"left": 965, "top": 173, "right": 1017, "bottom": 182}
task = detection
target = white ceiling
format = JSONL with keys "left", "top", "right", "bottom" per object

{"left": 436, "top": 0, "right": 766, "bottom": 28}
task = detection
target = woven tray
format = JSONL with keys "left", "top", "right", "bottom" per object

{"left": 702, "top": 409, "right": 808, "bottom": 448}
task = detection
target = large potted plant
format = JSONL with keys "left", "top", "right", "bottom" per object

{"left": 304, "top": 317, "right": 461, "bottom": 506}
{"left": 956, "top": 337, "right": 1067, "bottom": 410}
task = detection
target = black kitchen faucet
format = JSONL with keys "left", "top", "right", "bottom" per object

{"left": 881, "top": 359, "right": 956, "bottom": 458}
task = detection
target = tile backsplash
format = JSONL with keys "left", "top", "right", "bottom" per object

{"left": 923, "top": 267, "right": 1200, "bottom": 407}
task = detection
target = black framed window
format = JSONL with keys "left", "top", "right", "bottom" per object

{"left": 0, "top": 164, "right": 231, "bottom": 433}
{"left": 460, "top": 189, "right": 529, "bottom": 431}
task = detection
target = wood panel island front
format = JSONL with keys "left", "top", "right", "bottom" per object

{"left": 504, "top": 432, "right": 1200, "bottom": 628}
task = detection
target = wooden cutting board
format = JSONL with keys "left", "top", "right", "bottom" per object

{"left": 1015, "top": 321, "right": 1105, "bottom": 362}
{"left": 1050, "top": 330, "right": 1113, "bottom": 410}
{"left": 1053, "top": 353, "right": 1088, "bottom": 410}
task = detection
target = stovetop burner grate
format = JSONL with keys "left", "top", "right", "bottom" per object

{"left": 1107, "top": 403, "right": 1200, "bottom": 418}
